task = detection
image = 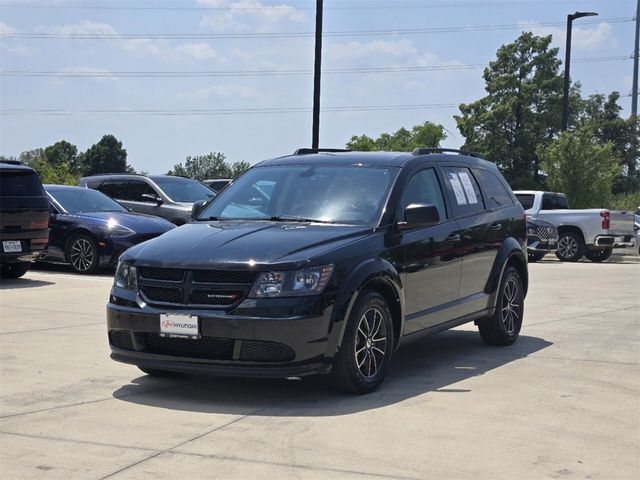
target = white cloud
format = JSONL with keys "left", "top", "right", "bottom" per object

{"left": 0, "top": 22, "right": 17, "bottom": 35}
{"left": 326, "top": 40, "right": 418, "bottom": 64}
{"left": 177, "top": 84, "right": 260, "bottom": 102}
{"left": 518, "top": 21, "right": 613, "bottom": 50}
{"left": 199, "top": 0, "right": 305, "bottom": 33}
{"left": 37, "top": 21, "right": 224, "bottom": 62}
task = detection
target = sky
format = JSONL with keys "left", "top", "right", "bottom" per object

{"left": 0, "top": 0, "right": 636, "bottom": 174}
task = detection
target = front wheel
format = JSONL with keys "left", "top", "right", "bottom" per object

{"left": 478, "top": 266, "right": 524, "bottom": 346}
{"left": 584, "top": 247, "right": 612, "bottom": 263}
{"left": 328, "top": 292, "right": 394, "bottom": 394}
{"left": 556, "top": 231, "right": 585, "bottom": 262}
{"left": 0, "top": 262, "right": 31, "bottom": 279}
{"left": 66, "top": 234, "right": 99, "bottom": 274}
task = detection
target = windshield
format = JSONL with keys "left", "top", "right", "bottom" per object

{"left": 197, "top": 165, "right": 397, "bottom": 226}
{"left": 515, "top": 194, "right": 535, "bottom": 211}
{"left": 49, "top": 188, "right": 127, "bottom": 213}
{"left": 152, "top": 177, "right": 215, "bottom": 203}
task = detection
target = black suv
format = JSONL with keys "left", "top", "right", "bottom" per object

{"left": 107, "top": 149, "right": 527, "bottom": 393}
{"left": 0, "top": 162, "right": 49, "bottom": 278}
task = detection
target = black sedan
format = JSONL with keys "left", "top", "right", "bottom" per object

{"left": 42, "top": 185, "right": 175, "bottom": 274}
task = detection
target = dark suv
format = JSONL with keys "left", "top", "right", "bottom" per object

{"left": 107, "top": 149, "right": 527, "bottom": 393}
{"left": 0, "top": 162, "right": 49, "bottom": 278}
{"left": 79, "top": 174, "right": 215, "bottom": 225}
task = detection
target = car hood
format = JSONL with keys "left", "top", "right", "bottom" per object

{"left": 122, "top": 221, "right": 373, "bottom": 269}
{"left": 66, "top": 211, "right": 175, "bottom": 234}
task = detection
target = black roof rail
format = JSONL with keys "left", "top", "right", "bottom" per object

{"left": 84, "top": 172, "right": 147, "bottom": 177}
{"left": 293, "top": 148, "right": 352, "bottom": 155}
{"left": 411, "top": 148, "right": 486, "bottom": 159}
{"left": 0, "top": 160, "right": 24, "bottom": 165}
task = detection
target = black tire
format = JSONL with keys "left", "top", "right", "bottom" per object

{"left": 0, "top": 262, "right": 31, "bottom": 279}
{"left": 478, "top": 266, "right": 524, "bottom": 346}
{"left": 556, "top": 231, "right": 585, "bottom": 262}
{"left": 328, "top": 292, "right": 394, "bottom": 394}
{"left": 66, "top": 234, "right": 99, "bottom": 274}
{"left": 528, "top": 252, "right": 546, "bottom": 262}
{"left": 584, "top": 247, "right": 612, "bottom": 263}
{"left": 137, "top": 366, "right": 177, "bottom": 377}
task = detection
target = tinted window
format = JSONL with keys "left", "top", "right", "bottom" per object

{"left": 97, "top": 180, "right": 128, "bottom": 200}
{"left": 127, "top": 180, "right": 158, "bottom": 202}
{"left": 0, "top": 171, "right": 44, "bottom": 197}
{"left": 556, "top": 195, "right": 569, "bottom": 209}
{"left": 400, "top": 168, "right": 447, "bottom": 220}
{"left": 515, "top": 194, "right": 535, "bottom": 210}
{"left": 542, "top": 193, "right": 555, "bottom": 210}
{"left": 48, "top": 188, "right": 127, "bottom": 213}
{"left": 198, "top": 165, "right": 397, "bottom": 226}
{"left": 442, "top": 167, "right": 484, "bottom": 217}
{"left": 473, "top": 169, "right": 513, "bottom": 209}
{"left": 152, "top": 177, "right": 215, "bottom": 203}
{"left": 207, "top": 180, "right": 230, "bottom": 192}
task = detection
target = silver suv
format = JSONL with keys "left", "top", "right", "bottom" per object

{"left": 80, "top": 174, "right": 215, "bottom": 225}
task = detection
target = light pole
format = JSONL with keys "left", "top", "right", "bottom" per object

{"left": 562, "top": 11, "right": 598, "bottom": 131}
{"left": 312, "top": 0, "right": 323, "bottom": 149}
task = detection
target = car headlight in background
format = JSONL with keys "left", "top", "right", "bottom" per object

{"left": 249, "top": 264, "right": 334, "bottom": 298}
{"left": 105, "top": 218, "right": 135, "bottom": 237}
{"left": 115, "top": 261, "right": 138, "bottom": 291}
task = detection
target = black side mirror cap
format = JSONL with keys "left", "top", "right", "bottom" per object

{"left": 191, "top": 199, "right": 209, "bottom": 219}
{"left": 400, "top": 203, "right": 440, "bottom": 229}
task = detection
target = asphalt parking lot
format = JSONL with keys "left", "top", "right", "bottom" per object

{"left": 1, "top": 259, "right": 638, "bottom": 480}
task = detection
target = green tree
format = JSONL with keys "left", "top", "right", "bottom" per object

{"left": 539, "top": 127, "right": 620, "bottom": 209}
{"left": 17, "top": 148, "right": 79, "bottom": 185}
{"left": 167, "top": 152, "right": 249, "bottom": 180}
{"left": 44, "top": 140, "right": 79, "bottom": 172}
{"left": 455, "top": 32, "right": 574, "bottom": 188}
{"left": 346, "top": 121, "right": 447, "bottom": 151}
{"left": 80, "top": 134, "right": 128, "bottom": 175}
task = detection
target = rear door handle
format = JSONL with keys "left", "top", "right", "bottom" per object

{"left": 490, "top": 223, "right": 502, "bottom": 231}
{"left": 446, "top": 233, "right": 461, "bottom": 242}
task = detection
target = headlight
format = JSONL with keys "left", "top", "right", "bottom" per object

{"left": 105, "top": 218, "right": 134, "bottom": 237}
{"left": 115, "top": 261, "right": 138, "bottom": 291}
{"left": 249, "top": 264, "right": 334, "bottom": 298}
{"left": 527, "top": 227, "right": 537, "bottom": 235}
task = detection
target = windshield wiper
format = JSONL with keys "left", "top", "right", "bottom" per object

{"left": 269, "top": 215, "right": 332, "bottom": 224}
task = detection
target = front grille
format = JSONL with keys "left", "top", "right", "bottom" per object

{"left": 534, "top": 226, "right": 556, "bottom": 240}
{"left": 139, "top": 267, "right": 184, "bottom": 282}
{"left": 142, "top": 286, "right": 182, "bottom": 304}
{"left": 109, "top": 330, "right": 134, "bottom": 350}
{"left": 239, "top": 340, "right": 295, "bottom": 362}
{"left": 137, "top": 267, "right": 256, "bottom": 308}
{"left": 143, "top": 333, "right": 235, "bottom": 360}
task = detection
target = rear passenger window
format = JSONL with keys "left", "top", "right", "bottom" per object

{"left": 473, "top": 169, "right": 513, "bottom": 209}
{"left": 98, "top": 181, "right": 126, "bottom": 200}
{"left": 541, "top": 193, "right": 555, "bottom": 210}
{"left": 127, "top": 180, "right": 159, "bottom": 202}
{"left": 442, "top": 167, "right": 484, "bottom": 217}
{"left": 400, "top": 168, "right": 447, "bottom": 220}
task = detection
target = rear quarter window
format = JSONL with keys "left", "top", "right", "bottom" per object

{"left": 515, "top": 194, "right": 535, "bottom": 210}
{"left": 473, "top": 168, "right": 514, "bottom": 209}
{"left": 0, "top": 171, "right": 45, "bottom": 197}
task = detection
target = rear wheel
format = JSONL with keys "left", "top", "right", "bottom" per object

{"left": 0, "top": 262, "right": 31, "bottom": 279}
{"left": 478, "top": 266, "right": 524, "bottom": 346}
{"left": 328, "top": 292, "right": 394, "bottom": 394}
{"left": 556, "top": 231, "right": 585, "bottom": 262}
{"left": 584, "top": 247, "right": 612, "bottom": 263}
{"left": 528, "top": 252, "right": 546, "bottom": 262}
{"left": 66, "top": 234, "right": 99, "bottom": 274}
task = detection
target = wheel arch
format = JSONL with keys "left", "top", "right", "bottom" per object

{"left": 484, "top": 237, "right": 528, "bottom": 310}
{"left": 556, "top": 225, "right": 585, "bottom": 243}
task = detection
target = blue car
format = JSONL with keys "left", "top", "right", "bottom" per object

{"left": 42, "top": 185, "right": 175, "bottom": 274}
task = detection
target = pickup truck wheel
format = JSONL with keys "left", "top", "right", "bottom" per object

{"left": 528, "top": 252, "right": 546, "bottom": 262}
{"left": 556, "top": 232, "right": 584, "bottom": 262}
{"left": 328, "top": 292, "right": 394, "bottom": 394}
{"left": 584, "top": 247, "right": 612, "bottom": 262}
{"left": 478, "top": 267, "right": 524, "bottom": 346}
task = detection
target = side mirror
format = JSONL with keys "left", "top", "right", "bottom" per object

{"left": 400, "top": 203, "right": 440, "bottom": 229}
{"left": 191, "top": 199, "right": 209, "bottom": 219}
{"left": 141, "top": 193, "right": 163, "bottom": 205}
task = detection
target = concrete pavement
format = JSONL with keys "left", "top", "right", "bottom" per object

{"left": 0, "top": 261, "right": 638, "bottom": 479}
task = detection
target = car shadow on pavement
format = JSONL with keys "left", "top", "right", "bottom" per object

{"left": 112, "top": 330, "right": 552, "bottom": 417}
{"left": 32, "top": 262, "right": 115, "bottom": 277}
{"left": 0, "top": 277, "right": 54, "bottom": 289}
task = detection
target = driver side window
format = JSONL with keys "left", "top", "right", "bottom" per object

{"left": 400, "top": 168, "right": 447, "bottom": 221}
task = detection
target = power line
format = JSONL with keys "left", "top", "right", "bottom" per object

{"left": 0, "top": 104, "right": 460, "bottom": 116}
{"left": 0, "top": 56, "right": 630, "bottom": 78}
{"left": 0, "top": 18, "right": 630, "bottom": 40}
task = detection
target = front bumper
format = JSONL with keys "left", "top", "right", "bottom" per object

{"left": 527, "top": 236, "right": 558, "bottom": 253}
{"left": 107, "top": 292, "right": 337, "bottom": 377}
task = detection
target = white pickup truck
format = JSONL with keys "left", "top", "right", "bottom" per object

{"left": 514, "top": 190, "right": 636, "bottom": 262}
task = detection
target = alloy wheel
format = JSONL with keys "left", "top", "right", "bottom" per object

{"left": 501, "top": 277, "right": 520, "bottom": 334}
{"left": 70, "top": 238, "right": 95, "bottom": 272}
{"left": 354, "top": 307, "right": 387, "bottom": 378}
{"left": 558, "top": 235, "right": 578, "bottom": 259}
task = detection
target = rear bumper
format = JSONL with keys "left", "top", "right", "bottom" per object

{"left": 594, "top": 235, "right": 615, "bottom": 247}
{"left": 106, "top": 298, "right": 337, "bottom": 377}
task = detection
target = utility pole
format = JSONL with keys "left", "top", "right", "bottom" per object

{"left": 562, "top": 11, "right": 598, "bottom": 131}
{"left": 311, "top": 0, "right": 323, "bottom": 149}
{"left": 632, "top": 0, "right": 639, "bottom": 117}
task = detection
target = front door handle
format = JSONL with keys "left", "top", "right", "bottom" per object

{"left": 490, "top": 223, "right": 502, "bottom": 231}
{"left": 446, "top": 233, "right": 461, "bottom": 242}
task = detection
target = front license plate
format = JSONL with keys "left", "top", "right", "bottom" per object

{"left": 159, "top": 314, "right": 199, "bottom": 339}
{"left": 2, "top": 241, "right": 22, "bottom": 253}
